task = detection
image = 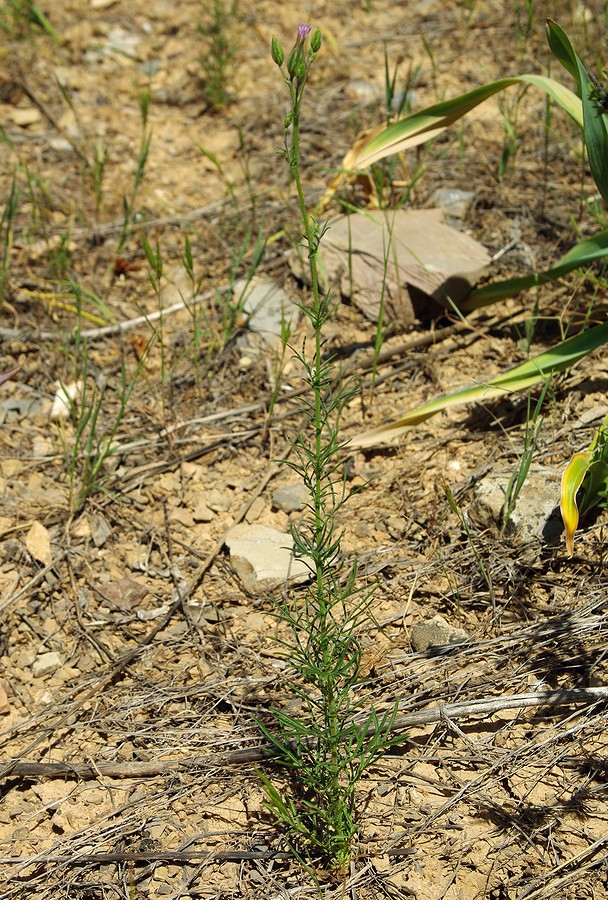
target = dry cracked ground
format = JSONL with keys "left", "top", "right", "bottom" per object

{"left": 1, "top": 1, "right": 608, "bottom": 898}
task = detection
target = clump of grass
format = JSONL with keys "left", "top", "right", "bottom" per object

{"left": 198, "top": 0, "right": 239, "bottom": 109}
{"left": 500, "top": 376, "right": 552, "bottom": 536}
{"left": 369, "top": 46, "right": 420, "bottom": 208}
{"left": 258, "top": 24, "right": 399, "bottom": 874}
{"left": 57, "top": 296, "right": 149, "bottom": 515}
{"left": 139, "top": 222, "right": 265, "bottom": 400}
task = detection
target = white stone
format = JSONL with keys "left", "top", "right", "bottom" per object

{"left": 469, "top": 466, "right": 562, "bottom": 544}
{"left": 32, "top": 652, "right": 62, "bottom": 678}
{"left": 272, "top": 482, "right": 310, "bottom": 513}
{"left": 50, "top": 381, "right": 82, "bottom": 420}
{"left": 224, "top": 524, "right": 309, "bottom": 593}
{"left": 234, "top": 277, "right": 300, "bottom": 348}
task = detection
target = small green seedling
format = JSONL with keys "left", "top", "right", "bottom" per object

{"left": 0, "top": 0, "right": 60, "bottom": 41}
{"left": 500, "top": 376, "right": 552, "bottom": 535}
{"left": 116, "top": 87, "right": 152, "bottom": 255}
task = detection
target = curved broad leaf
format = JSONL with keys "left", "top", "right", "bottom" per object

{"left": 547, "top": 19, "right": 608, "bottom": 205}
{"left": 351, "top": 322, "right": 608, "bottom": 448}
{"left": 462, "top": 229, "right": 608, "bottom": 309}
{"left": 349, "top": 74, "right": 582, "bottom": 169}
{"left": 560, "top": 451, "right": 592, "bottom": 555}
{"left": 560, "top": 416, "right": 608, "bottom": 553}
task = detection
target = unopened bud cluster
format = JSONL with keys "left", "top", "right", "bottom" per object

{"left": 271, "top": 23, "right": 322, "bottom": 100}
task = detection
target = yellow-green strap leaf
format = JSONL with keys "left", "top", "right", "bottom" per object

{"left": 351, "top": 322, "right": 608, "bottom": 448}
{"left": 560, "top": 451, "right": 592, "bottom": 555}
{"left": 349, "top": 74, "right": 581, "bottom": 169}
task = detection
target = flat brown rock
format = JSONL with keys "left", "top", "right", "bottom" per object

{"left": 312, "top": 209, "right": 491, "bottom": 324}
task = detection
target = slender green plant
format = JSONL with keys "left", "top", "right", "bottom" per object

{"left": 59, "top": 295, "right": 148, "bottom": 514}
{"left": 0, "top": 0, "right": 59, "bottom": 41}
{"left": 497, "top": 87, "right": 525, "bottom": 180}
{"left": 90, "top": 140, "right": 110, "bottom": 223}
{"left": 515, "top": 289, "right": 541, "bottom": 354}
{"left": 18, "top": 160, "right": 52, "bottom": 236}
{"left": 515, "top": 0, "right": 536, "bottom": 65}
{"left": 500, "top": 375, "right": 552, "bottom": 536}
{"left": 198, "top": 0, "right": 239, "bottom": 109}
{"left": 179, "top": 233, "right": 209, "bottom": 386}
{"left": 258, "top": 24, "right": 399, "bottom": 873}
{"left": 139, "top": 224, "right": 265, "bottom": 394}
{"left": 221, "top": 224, "right": 266, "bottom": 344}
{"left": 369, "top": 47, "right": 419, "bottom": 207}
{"left": 0, "top": 175, "right": 18, "bottom": 308}
{"left": 141, "top": 232, "right": 168, "bottom": 387}
{"left": 266, "top": 308, "right": 292, "bottom": 421}
{"left": 116, "top": 87, "right": 152, "bottom": 255}
{"left": 63, "top": 359, "right": 147, "bottom": 515}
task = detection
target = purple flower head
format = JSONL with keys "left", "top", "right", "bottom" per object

{"left": 297, "top": 23, "right": 312, "bottom": 42}
{"left": 287, "top": 23, "right": 315, "bottom": 83}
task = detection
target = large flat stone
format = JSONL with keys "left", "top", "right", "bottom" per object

{"left": 293, "top": 209, "right": 491, "bottom": 325}
{"left": 224, "top": 523, "right": 310, "bottom": 594}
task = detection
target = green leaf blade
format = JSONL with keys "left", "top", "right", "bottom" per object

{"left": 352, "top": 323, "right": 608, "bottom": 448}
{"left": 560, "top": 451, "right": 592, "bottom": 555}
{"left": 547, "top": 19, "right": 608, "bottom": 205}
{"left": 350, "top": 74, "right": 581, "bottom": 169}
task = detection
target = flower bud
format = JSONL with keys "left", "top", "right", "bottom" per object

{"left": 286, "top": 46, "right": 298, "bottom": 79}
{"left": 271, "top": 36, "right": 284, "bottom": 67}
{"left": 287, "top": 22, "right": 312, "bottom": 80}
{"left": 311, "top": 27, "right": 321, "bottom": 53}
{"left": 294, "top": 58, "right": 306, "bottom": 81}
{"left": 284, "top": 111, "right": 293, "bottom": 129}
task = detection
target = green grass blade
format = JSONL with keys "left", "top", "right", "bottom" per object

{"left": 30, "top": 1, "right": 61, "bottom": 42}
{"left": 462, "top": 228, "right": 608, "bottom": 310}
{"left": 350, "top": 75, "right": 581, "bottom": 169}
{"left": 352, "top": 322, "right": 608, "bottom": 447}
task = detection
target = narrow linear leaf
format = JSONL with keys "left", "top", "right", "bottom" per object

{"left": 560, "top": 451, "right": 592, "bottom": 555}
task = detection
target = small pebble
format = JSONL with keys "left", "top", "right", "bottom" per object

{"left": 32, "top": 651, "right": 62, "bottom": 678}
